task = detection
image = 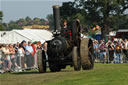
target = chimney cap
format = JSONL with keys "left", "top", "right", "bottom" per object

{"left": 52, "top": 5, "right": 60, "bottom": 8}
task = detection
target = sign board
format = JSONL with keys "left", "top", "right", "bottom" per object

{"left": 22, "top": 25, "right": 49, "bottom": 29}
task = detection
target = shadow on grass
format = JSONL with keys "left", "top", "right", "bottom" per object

{"left": 61, "top": 69, "right": 74, "bottom": 72}
{"left": 12, "top": 69, "right": 74, "bottom": 75}
{"left": 12, "top": 70, "right": 40, "bottom": 75}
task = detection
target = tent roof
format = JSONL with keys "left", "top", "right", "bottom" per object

{"left": 13, "top": 29, "right": 53, "bottom": 41}
{"left": 0, "top": 29, "right": 53, "bottom": 44}
{"left": 118, "top": 29, "right": 128, "bottom": 32}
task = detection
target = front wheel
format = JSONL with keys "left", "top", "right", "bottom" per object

{"left": 72, "top": 46, "right": 81, "bottom": 71}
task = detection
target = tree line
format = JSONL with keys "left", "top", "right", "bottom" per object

{"left": 0, "top": 13, "right": 54, "bottom": 31}
{"left": 60, "top": 0, "right": 128, "bottom": 39}
{"left": 0, "top": 11, "right": 3, "bottom": 31}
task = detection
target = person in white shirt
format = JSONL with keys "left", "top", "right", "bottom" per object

{"left": 17, "top": 44, "right": 25, "bottom": 68}
{"left": 25, "top": 41, "right": 33, "bottom": 68}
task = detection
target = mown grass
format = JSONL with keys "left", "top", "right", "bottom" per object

{"left": 0, "top": 63, "right": 128, "bottom": 85}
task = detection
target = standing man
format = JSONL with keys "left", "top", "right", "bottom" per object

{"left": 115, "top": 42, "right": 122, "bottom": 63}
{"left": 25, "top": 41, "right": 33, "bottom": 69}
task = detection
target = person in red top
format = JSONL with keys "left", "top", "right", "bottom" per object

{"left": 32, "top": 43, "right": 36, "bottom": 56}
{"left": 61, "top": 20, "right": 72, "bottom": 39}
{"left": 32, "top": 43, "right": 37, "bottom": 67}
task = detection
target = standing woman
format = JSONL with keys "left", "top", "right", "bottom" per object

{"left": 0, "top": 45, "right": 5, "bottom": 73}
{"left": 2, "top": 45, "right": 11, "bottom": 71}
{"left": 108, "top": 42, "right": 114, "bottom": 63}
{"left": 99, "top": 41, "right": 107, "bottom": 63}
{"left": 32, "top": 42, "right": 38, "bottom": 68}
{"left": 32, "top": 43, "right": 36, "bottom": 67}
{"left": 17, "top": 44, "right": 25, "bottom": 69}
{"left": 9, "top": 44, "right": 17, "bottom": 71}
{"left": 93, "top": 40, "right": 99, "bottom": 62}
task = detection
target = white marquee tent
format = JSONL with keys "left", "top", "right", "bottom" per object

{"left": 0, "top": 29, "right": 53, "bottom": 44}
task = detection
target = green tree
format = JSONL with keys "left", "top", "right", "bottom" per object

{"left": 40, "top": 18, "right": 45, "bottom": 25}
{"left": 8, "top": 21, "right": 21, "bottom": 30}
{"left": 71, "top": 13, "right": 86, "bottom": 27}
{"left": 17, "top": 18, "right": 27, "bottom": 26}
{"left": 0, "top": 25, "right": 3, "bottom": 31}
{"left": 25, "top": 16, "right": 33, "bottom": 25}
{"left": 2, "top": 23, "right": 9, "bottom": 31}
{"left": 60, "top": 2, "right": 84, "bottom": 22}
{"left": 0, "top": 11, "right": 3, "bottom": 30}
{"left": 115, "top": 15, "right": 128, "bottom": 30}
{"left": 75, "top": 0, "right": 128, "bottom": 39}
{"left": 60, "top": 2, "right": 77, "bottom": 20}
{"left": 0, "top": 11, "right": 3, "bottom": 21}
{"left": 25, "top": 16, "right": 32, "bottom": 21}
{"left": 33, "top": 18, "right": 41, "bottom": 25}
{"left": 60, "top": 1, "right": 89, "bottom": 32}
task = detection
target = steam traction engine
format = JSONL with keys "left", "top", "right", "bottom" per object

{"left": 37, "top": 5, "right": 94, "bottom": 73}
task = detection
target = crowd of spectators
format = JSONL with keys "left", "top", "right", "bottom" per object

{"left": 0, "top": 38, "right": 128, "bottom": 74}
{"left": 0, "top": 40, "right": 46, "bottom": 73}
{"left": 93, "top": 39, "right": 128, "bottom": 64}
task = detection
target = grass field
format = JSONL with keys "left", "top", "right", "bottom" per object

{"left": 0, "top": 63, "right": 128, "bottom": 85}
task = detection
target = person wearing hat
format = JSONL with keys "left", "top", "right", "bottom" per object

{"left": 99, "top": 41, "right": 107, "bottom": 63}
{"left": 93, "top": 40, "right": 99, "bottom": 62}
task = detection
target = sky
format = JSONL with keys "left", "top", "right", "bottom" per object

{"left": 0, "top": 0, "right": 74, "bottom": 23}
{"left": 0, "top": 0, "right": 128, "bottom": 23}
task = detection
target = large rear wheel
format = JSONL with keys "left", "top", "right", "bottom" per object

{"left": 37, "top": 49, "right": 46, "bottom": 73}
{"left": 80, "top": 38, "right": 94, "bottom": 70}
{"left": 73, "top": 46, "right": 81, "bottom": 71}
